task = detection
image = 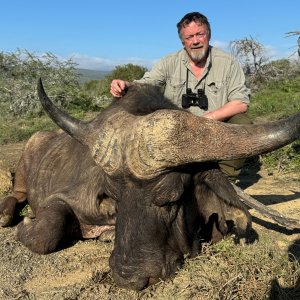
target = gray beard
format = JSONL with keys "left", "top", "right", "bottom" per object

{"left": 187, "top": 48, "right": 207, "bottom": 63}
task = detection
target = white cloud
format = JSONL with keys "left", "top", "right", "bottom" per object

{"left": 264, "top": 45, "right": 279, "bottom": 60}
{"left": 261, "top": 44, "right": 297, "bottom": 60}
{"left": 211, "top": 40, "right": 296, "bottom": 61}
{"left": 211, "top": 40, "right": 230, "bottom": 53}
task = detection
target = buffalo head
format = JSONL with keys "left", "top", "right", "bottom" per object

{"left": 11, "top": 79, "right": 300, "bottom": 290}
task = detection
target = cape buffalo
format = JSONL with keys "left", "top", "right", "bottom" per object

{"left": 1, "top": 79, "right": 300, "bottom": 290}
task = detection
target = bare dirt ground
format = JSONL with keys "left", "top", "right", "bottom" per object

{"left": 0, "top": 142, "right": 300, "bottom": 299}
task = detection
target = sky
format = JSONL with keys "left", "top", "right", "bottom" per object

{"left": 1, "top": 0, "right": 299, "bottom": 71}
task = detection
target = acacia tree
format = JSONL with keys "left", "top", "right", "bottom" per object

{"left": 0, "top": 49, "right": 80, "bottom": 116}
{"left": 229, "top": 36, "right": 298, "bottom": 90}
{"left": 230, "top": 36, "right": 269, "bottom": 76}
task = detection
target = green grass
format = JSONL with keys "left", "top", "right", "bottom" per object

{"left": 246, "top": 76, "right": 300, "bottom": 172}
{"left": 0, "top": 106, "right": 98, "bottom": 145}
{"left": 0, "top": 114, "right": 57, "bottom": 144}
{"left": 249, "top": 76, "right": 300, "bottom": 122}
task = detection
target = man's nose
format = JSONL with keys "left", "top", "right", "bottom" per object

{"left": 192, "top": 36, "right": 202, "bottom": 44}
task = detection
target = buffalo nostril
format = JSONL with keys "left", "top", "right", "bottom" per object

{"left": 110, "top": 267, "right": 150, "bottom": 291}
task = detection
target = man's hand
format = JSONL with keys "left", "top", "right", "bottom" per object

{"left": 110, "top": 79, "right": 129, "bottom": 97}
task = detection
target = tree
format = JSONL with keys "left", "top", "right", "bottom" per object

{"left": 229, "top": 36, "right": 299, "bottom": 91}
{"left": 230, "top": 36, "right": 268, "bottom": 77}
{"left": 82, "top": 63, "right": 148, "bottom": 107}
{"left": 106, "top": 63, "right": 147, "bottom": 82}
{"left": 0, "top": 49, "right": 80, "bottom": 116}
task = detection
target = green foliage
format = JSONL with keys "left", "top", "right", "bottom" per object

{"left": 248, "top": 75, "right": 300, "bottom": 173}
{"left": 81, "top": 78, "right": 112, "bottom": 108}
{"left": 0, "top": 55, "right": 149, "bottom": 144}
{"left": 80, "top": 63, "right": 147, "bottom": 108}
{"left": 106, "top": 63, "right": 147, "bottom": 82}
{"left": 68, "top": 91, "right": 100, "bottom": 112}
{"left": 0, "top": 49, "right": 81, "bottom": 116}
{"left": 269, "top": 58, "right": 292, "bottom": 71}
{"left": 0, "top": 113, "right": 57, "bottom": 144}
{"left": 249, "top": 76, "right": 300, "bottom": 121}
{"left": 260, "top": 140, "right": 300, "bottom": 174}
{"left": 0, "top": 101, "right": 99, "bottom": 144}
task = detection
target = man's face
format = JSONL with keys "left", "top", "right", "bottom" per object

{"left": 180, "top": 21, "right": 210, "bottom": 64}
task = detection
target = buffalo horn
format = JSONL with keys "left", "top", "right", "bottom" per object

{"left": 37, "top": 78, "right": 92, "bottom": 145}
{"left": 38, "top": 79, "right": 300, "bottom": 179}
{"left": 126, "top": 109, "right": 300, "bottom": 178}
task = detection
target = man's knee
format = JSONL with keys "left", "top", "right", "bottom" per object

{"left": 219, "top": 113, "right": 252, "bottom": 181}
{"left": 227, "top": 113, "right": 252, "bottom": 125}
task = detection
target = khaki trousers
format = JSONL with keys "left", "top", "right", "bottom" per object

{"left": 218, "top": 113, "right": 252, "bottom": 181}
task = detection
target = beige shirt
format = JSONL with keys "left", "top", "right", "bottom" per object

{"left": 136, "top": 47, "right": 250, "bottom": 116}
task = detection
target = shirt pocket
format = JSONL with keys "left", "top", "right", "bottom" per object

{"left": 164, "top": 78, "right": 186, "bottom": 107}
{"left": 206, "top": 81, "right": 227, "bottom": 109}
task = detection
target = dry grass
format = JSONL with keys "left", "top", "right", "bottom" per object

{"left": 0, "top": 202, "right": 299, "bottom": 300}
{"left": 132, "top": 236, "right": 300, "bottom": 300}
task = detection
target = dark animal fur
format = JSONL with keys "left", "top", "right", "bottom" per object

{"left": 0, "top": 83, "right": 251, "bottom": 291}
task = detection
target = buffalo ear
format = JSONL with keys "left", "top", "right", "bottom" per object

{"left": 151, "top": 173, "right": 191, "bottom": 206}
{"left": 194, "top": 168, "right": 249, "bottom": 212}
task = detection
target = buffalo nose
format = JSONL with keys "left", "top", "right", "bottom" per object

{"left": 112, "top": 272, "right": 151, "bottom": 291}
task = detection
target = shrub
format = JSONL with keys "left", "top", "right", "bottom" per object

{"left": 0, "top": 50, "right": 81, "bottom": 116}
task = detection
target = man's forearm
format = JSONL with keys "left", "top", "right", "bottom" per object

{"left": 203, "top": 100, "right": 248, "bottom": 121}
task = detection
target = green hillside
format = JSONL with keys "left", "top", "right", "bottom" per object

{"left": 77, "top": 68, "right": 111, "bottom": 83}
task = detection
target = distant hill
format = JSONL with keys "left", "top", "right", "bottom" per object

{"left": 77, "top": 68, "right": 111, "bottom": 83}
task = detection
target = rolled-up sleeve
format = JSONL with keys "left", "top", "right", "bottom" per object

{"left": 135, "top": 59, "right": 167, "bottom": 88}
{"left": 227, "top": 60, "right": 250, "bottom": 104}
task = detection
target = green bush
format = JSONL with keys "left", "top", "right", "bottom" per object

{"left": 249, "top": 76, "right": 300, "bottom": 121}
{"left": 81, "top": 63, "right": 148, "bottom": 101}
{"left": 0, "top": 50, "right": 81, "bottom": 116}
{"left": 260, "top": 140, "right": 300, "bottom": 174}
{"left": 248, "top": 75, "right": 300, "bottom": 172}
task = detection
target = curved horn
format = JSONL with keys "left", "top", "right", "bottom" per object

{"left": 37, "top": 78, "right": 92, "bottom": 145}
{"left": 38, "top": 78, "right": 124, "bottom": 175}
{"left": 126, "top": 109, "right": 300, "bottom": 178}
{"left": 38, "top": 79, "right": 300, "bottom": 180}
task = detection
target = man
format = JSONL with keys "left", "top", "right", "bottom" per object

{"left": 110, "top": 12, "right": 251, "bottom": 182}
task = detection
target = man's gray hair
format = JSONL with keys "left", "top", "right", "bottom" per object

{"left": 177, "top": 12, "right": 211, "bottom": 40}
